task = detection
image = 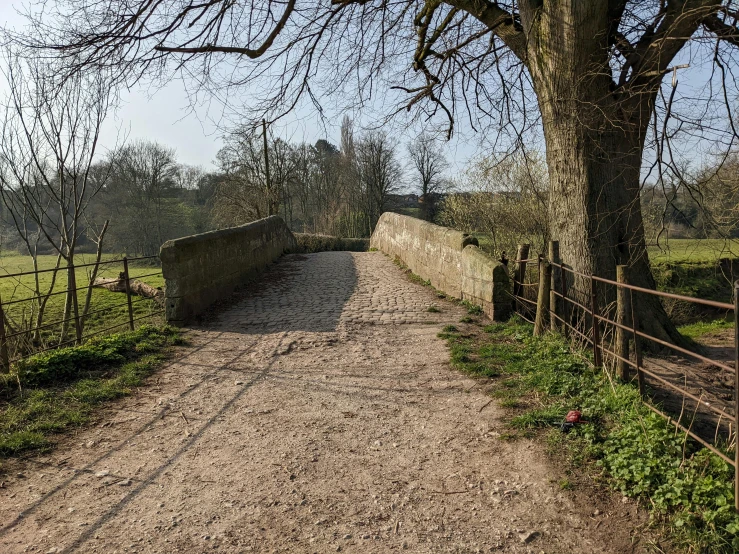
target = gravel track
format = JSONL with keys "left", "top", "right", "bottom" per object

{"left": 0, "top": 252, "right": 648, "bottom": 553}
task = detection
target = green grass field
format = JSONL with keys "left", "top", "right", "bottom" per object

{"left": 0, "top": 252, "right": 164, "bottom": 358}
{"left": 471, "top": 233, "right": 494, "bottom": 255}
{"left": 646, "top": 239, "right": 739, "bottom": 305}
{"left": 471, "top": 234, "right": 739, "bottom": 264}
{"left": 647, "top": 238, "right": 739, "bottom": 264}
{"left": 395, "top": 207, "right": 422, "bottom": 218}
{"left": 468, "top": 234, "right": 739, "bottom": 306}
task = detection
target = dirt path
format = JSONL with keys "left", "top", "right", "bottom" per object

{"left": 1, "top": 252, "right": 647, "bottom": 553}
{"left": 639, "top": 327, "right": 735, "bottom": 441}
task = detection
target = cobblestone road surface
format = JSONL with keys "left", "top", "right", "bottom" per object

{"left": 0, "top": 252, "right": 646, "bottom": 553}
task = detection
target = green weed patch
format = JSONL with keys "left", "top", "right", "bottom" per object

{"left": 461, "top": 300, "right": 484, "bottom": 315}
{"left": 14, "top": 325, "right": 181, "bottom": 387}
{"left": 441, "top": 318, "right": 739, "bottom": 553}
{"left": 0, "top": 325, "right": 183, "bottom": 458}
{"left": 678, "top": 318, "right": 734, "bottom": 340}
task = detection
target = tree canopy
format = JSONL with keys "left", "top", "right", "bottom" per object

{"left": 9, "top": 2, "right": 737, "bottom": 139}
{"left": 8, "top": 0, "right": 739, "bottom": 342}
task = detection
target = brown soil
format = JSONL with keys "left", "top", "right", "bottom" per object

{"left": 640, "top": 328, "right": 735, "bottom": 443}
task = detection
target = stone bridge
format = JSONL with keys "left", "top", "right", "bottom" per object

{"left": 158, "top": 213, "right": 511, "bottom": 327}
{"left": 0, "top": 215, "right": 641, "bottom": 554}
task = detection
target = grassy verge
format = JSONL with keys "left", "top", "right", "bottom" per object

{"left": 0, "top": 252, "right": 165, "bottom": 346}
{"left": 0, "top": 325, "right": 184, "bottom": 459}
{"left": 678, "top": 318, "right": 734, "bottom": 340}
{"left": 441, "top": 317, "right": 739, "bottom": 553}
{"left": 391, "top": 256, "right": 487, "bottom": 319}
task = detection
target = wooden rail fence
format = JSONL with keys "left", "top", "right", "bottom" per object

{"left": 0, "top": 256, "right": 163, "bottom": 371}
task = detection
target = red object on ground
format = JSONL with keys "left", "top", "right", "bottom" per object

{"left": 565, "top": 410, "right": 583, "bottom": 423}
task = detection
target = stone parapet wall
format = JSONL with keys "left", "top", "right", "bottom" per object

{"left": 160, "top": 216, "right": 297, "bottom": 324}
{"left": 370, "top": 212, "right": 511, "bottom": 320}
{"left": 459, "top": 244, "right": 511, "bottom": 320}
{"left": 293, "top": 233, "right": 370, "bottom": 253}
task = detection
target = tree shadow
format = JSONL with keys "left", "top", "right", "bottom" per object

{"left": 0, "top": 331, "right": 291, "bottom": 552}
{"left": 192, "top": 252, "right": 359, "bottom": 334}
{"left": 641, "top": 341, "right": 734, "bottom": 447}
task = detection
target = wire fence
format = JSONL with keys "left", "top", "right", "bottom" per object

{"left": 511, "top": 241, "right": 739, "bottom": 510}
{"left": 0, "top": 255, "right": 164, "bottom": 370}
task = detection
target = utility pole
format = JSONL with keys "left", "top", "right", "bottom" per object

{"left": 262, "top": 119, "right": 274, "bottom": 215}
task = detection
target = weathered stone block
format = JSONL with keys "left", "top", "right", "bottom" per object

{"left": 461, "top": 245, "right": 511, "bottom": 320}
{"left": 370, "top": 212, "right": 511, "bottom": 320}
{"left": 160, "top": 216, "right": 297, "bottom": 325}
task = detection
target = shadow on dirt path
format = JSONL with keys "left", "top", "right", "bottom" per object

{"left": 0, "top": 252, "right": 652, "bottom": 553}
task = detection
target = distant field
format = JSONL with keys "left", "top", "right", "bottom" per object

{"left": 0, "top": 252, "right": 164, "bottom": 355}
{"left": 466, "top": 234, "right": 738, "bottom": 305}
{"left": 468, "top": 233, "right": 501, "bottom": 257}
{"left": 647, "top": 238, "right": 739, "bottom": 264}
{"left": 395, "top": 207, "right": 422, "bottom": 218}
{"left": 470, "top": 235, "right": 739, "bottom": 265}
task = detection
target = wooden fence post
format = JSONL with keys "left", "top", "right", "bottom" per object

{"left": 123, "top": 257, "right": 135, "bottom": 331}
{"left": 69, "top": 263, "right": 82, "bottom": 345}
{"left": 549, "top": 241, "right": 561, "bottom": 331}
{"left": 560, "top": 259, "right": 570, "bottom": 338}
{"left": 0, "top": 295, "right": 9, "bottom": 373}
{"left": 590, "top": 278, "right": 602, "bottom": 367}
{"left": 534, "top": 258, "right": 551, "bottom": 336}
{"left": 734, "top": 279, "right": 738, "bottom": 512}
{"left": 629, "top": 288, "right": 645, "bottom": 397}
{"left": 616, "top": 265, "right": 631, "bottom": 381}
{"left": 513, "top": 244, "right": 530, "bottom": 300}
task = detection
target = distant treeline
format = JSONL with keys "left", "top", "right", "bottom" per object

{"left": 1, "top": 117, "right": 437, "bottom": 257}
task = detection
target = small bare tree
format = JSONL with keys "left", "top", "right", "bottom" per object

{"left": 212, "top": 129, "right": 294, "bottom": 227}
{"left": 104, "top": 140, "right": 179, "bottom": 256}
{"left": 0, "top": 46, "right": 115, "bottom": 344}
{"left": 357, "top": 131, "right": 402, "bottom": 234}
{"left": 0, "top": 186, "right": 64, "bottom": 346}
{"left": 439, "top": 151, "right": 549, "bottom": 257}
{"left": 408, "top": 134, "right": 450, "bottom": 221}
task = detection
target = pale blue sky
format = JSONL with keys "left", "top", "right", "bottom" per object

{"left": 0, "top": 0, "right": 730, "bottom": 180}
{"left": 0, "top": 0, "right": 482, "bottom": 175}
{"left": 3, "top": 0, "right": 224, "bottom": 168}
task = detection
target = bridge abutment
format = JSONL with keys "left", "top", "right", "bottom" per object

{"left": 370, "top": 212, "right": 511, "bottom": 320}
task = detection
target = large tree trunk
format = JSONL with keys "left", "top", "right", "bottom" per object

{"left": 541, "top": 116, "right": 686, "bottom": 346}
{"left": 526, "top": 2, "right": 686, "bottom": 347}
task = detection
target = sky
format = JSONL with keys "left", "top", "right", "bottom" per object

{"left": 0, "top": 0, "right": 482, "bottom": 177}
{"left": 0, "top": 1, "right": 731, "bottom": 182}
{"left": 2, "top": 0, "right": 222, "bottom": 168}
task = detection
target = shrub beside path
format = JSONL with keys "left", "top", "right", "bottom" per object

{"left": 0, "top": 252, "right": 648, "bottom": 553}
